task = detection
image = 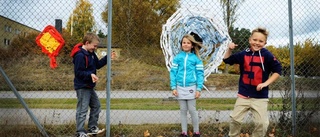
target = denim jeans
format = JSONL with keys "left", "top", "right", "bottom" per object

{"left": 76, "top": 88, "right": 101, "bottom": 133}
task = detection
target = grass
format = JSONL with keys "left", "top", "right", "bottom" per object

{"left": 2, "top": 122, "right": 319, "bottom": 137}
{"left": 1, "top": 55, "right": 320, "bottom": 91}
{"left": 0, "top": 97, "right": 312, "bottom": 111}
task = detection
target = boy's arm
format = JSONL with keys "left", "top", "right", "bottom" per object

{"left": 224, "top": 42, "right": 237, "bottom": 59}
{"left": 256, "top": 73, "right": 280, "bottom": 91}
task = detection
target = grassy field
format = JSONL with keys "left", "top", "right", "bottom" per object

{"left": 1, "top": 57, "right": 319, "bottom": 137}
{"left": 2, "top": 97, "right": 316, "bottom": 111}
{"left": 1, "top": 54, "right": 319, "bottom": 91}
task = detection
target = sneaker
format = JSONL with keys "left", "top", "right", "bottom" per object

{"left": 88, "top": 126, "right": 99, "bottom": 134}
{"left": 193, "top": 132, "right": 200, "bottom": 137}
{"left": 76, "top": 132, "right": 88, "bottom": 137}
{"left": 179, "top": 133, "right": 188, "bottom": 137}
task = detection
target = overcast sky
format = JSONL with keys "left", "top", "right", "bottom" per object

{"left": 1, "top": 0, "right": 319, "bottom": 47}
{"left": 182, "top": 0, "right": 320, "bottom": 46}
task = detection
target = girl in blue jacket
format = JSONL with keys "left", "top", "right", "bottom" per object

{"left": 223, "top": 27, "right": 282, "bottom": 137}
{"left": 170, "top": 34, "right": 204, "bottom": 137}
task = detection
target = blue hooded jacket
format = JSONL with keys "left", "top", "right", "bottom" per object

{"left": 70, "top": 43, "right": 107, "bottom": 90}
{"left": 170, "top": 51, "right": 204, "bottom": 91}
{"left": 223, "top": 48, "right": 282, "bottom": 98}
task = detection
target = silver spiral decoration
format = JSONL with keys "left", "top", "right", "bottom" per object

{"left": 160, "top": 8, "right": 232, "bottom": 80}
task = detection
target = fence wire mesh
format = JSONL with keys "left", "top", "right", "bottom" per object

{"left": 0, "top": 0, "right": 319, "bottom": 137}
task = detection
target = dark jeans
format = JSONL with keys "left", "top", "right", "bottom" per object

{"left": 76, "top": 88, "right": 101, "bottom": 133}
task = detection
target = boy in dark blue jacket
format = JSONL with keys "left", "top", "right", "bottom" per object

{"left": 223, "top": 27, "right": 282, "bottom": 137}
{"left": 70, "top": 33, "right": 115, "bottom": 137}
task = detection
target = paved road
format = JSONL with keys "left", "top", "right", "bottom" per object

{"left": 1, "top": 90, "right": 319, "bottom": 125}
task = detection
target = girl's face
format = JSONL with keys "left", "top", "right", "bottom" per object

{"left": 181, "top": 37, "right": 193, "bottom": 52}
{"left": 249, "top": 32, "right": 267, "bottom": 51}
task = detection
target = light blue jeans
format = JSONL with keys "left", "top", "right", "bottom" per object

{"left": 76, "top": 88, "right": 101, "bottom": 133}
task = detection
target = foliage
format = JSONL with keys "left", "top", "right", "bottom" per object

{"left": 219, "top": 0, "right": 245, "bottom": 32}
{"left": 267, "top": 39, "right": 320, "bottom": 77}
{"left": 270, "top": 77, "right": 320, "bottom": 137}
{"left": 65, "top": 0, "right": 96, "bottom": 43}
{"left": 220, "top": 27, "right": 250, "bottom": 74}
{"left": 229, "top": 27, "right": 251, "bottom": 52}
{"left": 0, "top": 31, "right": 43, "bottom": 69}
{"left": 101, "top": 0, "right": 179, "bottom": 65}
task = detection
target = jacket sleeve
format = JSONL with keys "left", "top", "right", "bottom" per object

{"left": 170, "top": 57, "right": 179, "bottom": 90}
{"left": 268, "top": 52, "right": 282, "bottom": 75}
{"left": 223, "top": 51, "right": 242, "bottom": 65}
{"left": 95, "top": 54, "right": 107, "bottom": 69}
{"left": 196, "top": 58, "right": 204, "bottom": 91}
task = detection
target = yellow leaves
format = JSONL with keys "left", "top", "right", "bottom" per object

{"left": 39, "top": 32, "right": 60, "bottom": 53}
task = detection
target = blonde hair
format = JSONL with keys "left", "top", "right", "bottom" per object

{"left": 251, "top": 27, "right": 269, "bottom": 40}
{"left": 82, "top": 32, "right": 100, "bottom": 44}
{"left": 180, "top": 34, "right": 205, "bottom": 58}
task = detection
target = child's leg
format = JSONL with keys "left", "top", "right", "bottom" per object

{"left": 179, "top": 100, "right": 188, "bottom": 133}
{"left": 187, "top": 99, "right": 199, "bottom": 133}
{"left": 251, "top": 98, "right": 269, "bottom": 137}
{"left": 88, "top": 89, "right": 101, "bottom": 129}
{"left": 228, "top": 97, "right": 250, "bottom": 137}
{"left": 76, "top": 88, "right": 91, "bottom": 133}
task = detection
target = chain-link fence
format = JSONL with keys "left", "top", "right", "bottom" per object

{"left": 1, "top": 0, "right": 319, "bottom": 136}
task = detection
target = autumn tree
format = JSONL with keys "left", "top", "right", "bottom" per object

{"left": 101, "top": 0, "right": 179, "bottom": 65}
{"left": 229, "top": 27, "right": 250, "bottom": 52}
{"left": 266, "top": 39, "right": 320, "bottom": 77}
{"left": 294, "top": 39, "right": 319, "bottom": 77}
{"left": 219, "top": 27, "right": 250, "bottom": 73}
{"left": 219, "top": 0, "right": 245, "bottom": 33}
{"left": 219, "top": 0, "right": 245, "bottom": 73}
{"left": 66, "top": 0, "right": 96, "bottom": 43}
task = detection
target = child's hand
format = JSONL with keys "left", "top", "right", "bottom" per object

{"left": 172, "top": 90, "right": 178, "bottom": 96}
{"left": 228, "top": 42, "right": 238, "bottom": 50}
{"left": 256, "top": 83, "right": 267, "bottom": 91}
{"left": 111, "top": 51, "right": 116, "bottom": 60}
{"left": 195, "top": 91, "right": 201, "bottom": 99}
{"left": 91, "top": 74, "right": 99, "bottom": 83}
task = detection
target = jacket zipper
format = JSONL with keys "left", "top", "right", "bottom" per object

{"left": 183, "top": 53, "right": 188, "bottom": 87}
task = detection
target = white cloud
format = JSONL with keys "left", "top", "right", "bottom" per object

{"left": 1, "top": 0, "right": 319, "bottom": 46}
{"left": 235, "top": 0, "right": 320, "bottom": 46}
{"left": 0, "top": 0, "right": 107, "bottom": 33}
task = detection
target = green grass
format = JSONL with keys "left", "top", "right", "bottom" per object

{"left": 0, "top": 98, "right": 300, "bottom": 111}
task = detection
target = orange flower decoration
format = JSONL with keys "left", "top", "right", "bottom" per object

{"left": 36, "top": 25, "right": 65, "bottom": 69}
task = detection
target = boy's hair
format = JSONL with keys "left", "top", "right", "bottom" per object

{"left": 82, "top": 32, "right": 100, "bottom": 44}
{"left": 251, "top": 27, "right": 269, "bottom": 39}
{"left": 181, "top": 34, "right": 204, "bottom": 58}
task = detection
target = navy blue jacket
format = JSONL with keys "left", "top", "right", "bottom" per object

{"left": 71, "top": 45, "right": 107, "bottom": 90}
{"left": 223, "top": 48, "right": 282, "bottom": 98}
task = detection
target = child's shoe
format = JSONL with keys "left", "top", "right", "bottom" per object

{"left": 193, "top": 132, "right": 200, "bottom": 137}
{"left": 87, "top": 126, "right": 99, "bottom": 134}
{"left": 76, "top": 132, "right": 88, "bottom": 137}
{"left": 179, "top": 132, "right": 188, "bottom": 137}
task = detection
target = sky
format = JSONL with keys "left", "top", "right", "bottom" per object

{"left": 1, "top": 0, "right": 319, "bottom": 47}
{"left": 0, "top": 0, "right": 108, "bottom": 33}
{"left": 181, "top": 0, "right": 320, "bottom": 46}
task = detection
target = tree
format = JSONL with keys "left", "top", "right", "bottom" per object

{"left": 219, "top": 0, "right": 245, "bottom": 32}
{"left": 229, "top": 27, "right": 250, "bottom": 52}
{"left": 97, "top": 30, "right": 107, "bottom": 38}
{"left": 101, "top": 0, "right": 178, "bottom": 65}
{"left": 219, "top": 0, "right": 245, "bottom": 73}
{"left": 66, "top": 0, "right": 96, "bottom": 43}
